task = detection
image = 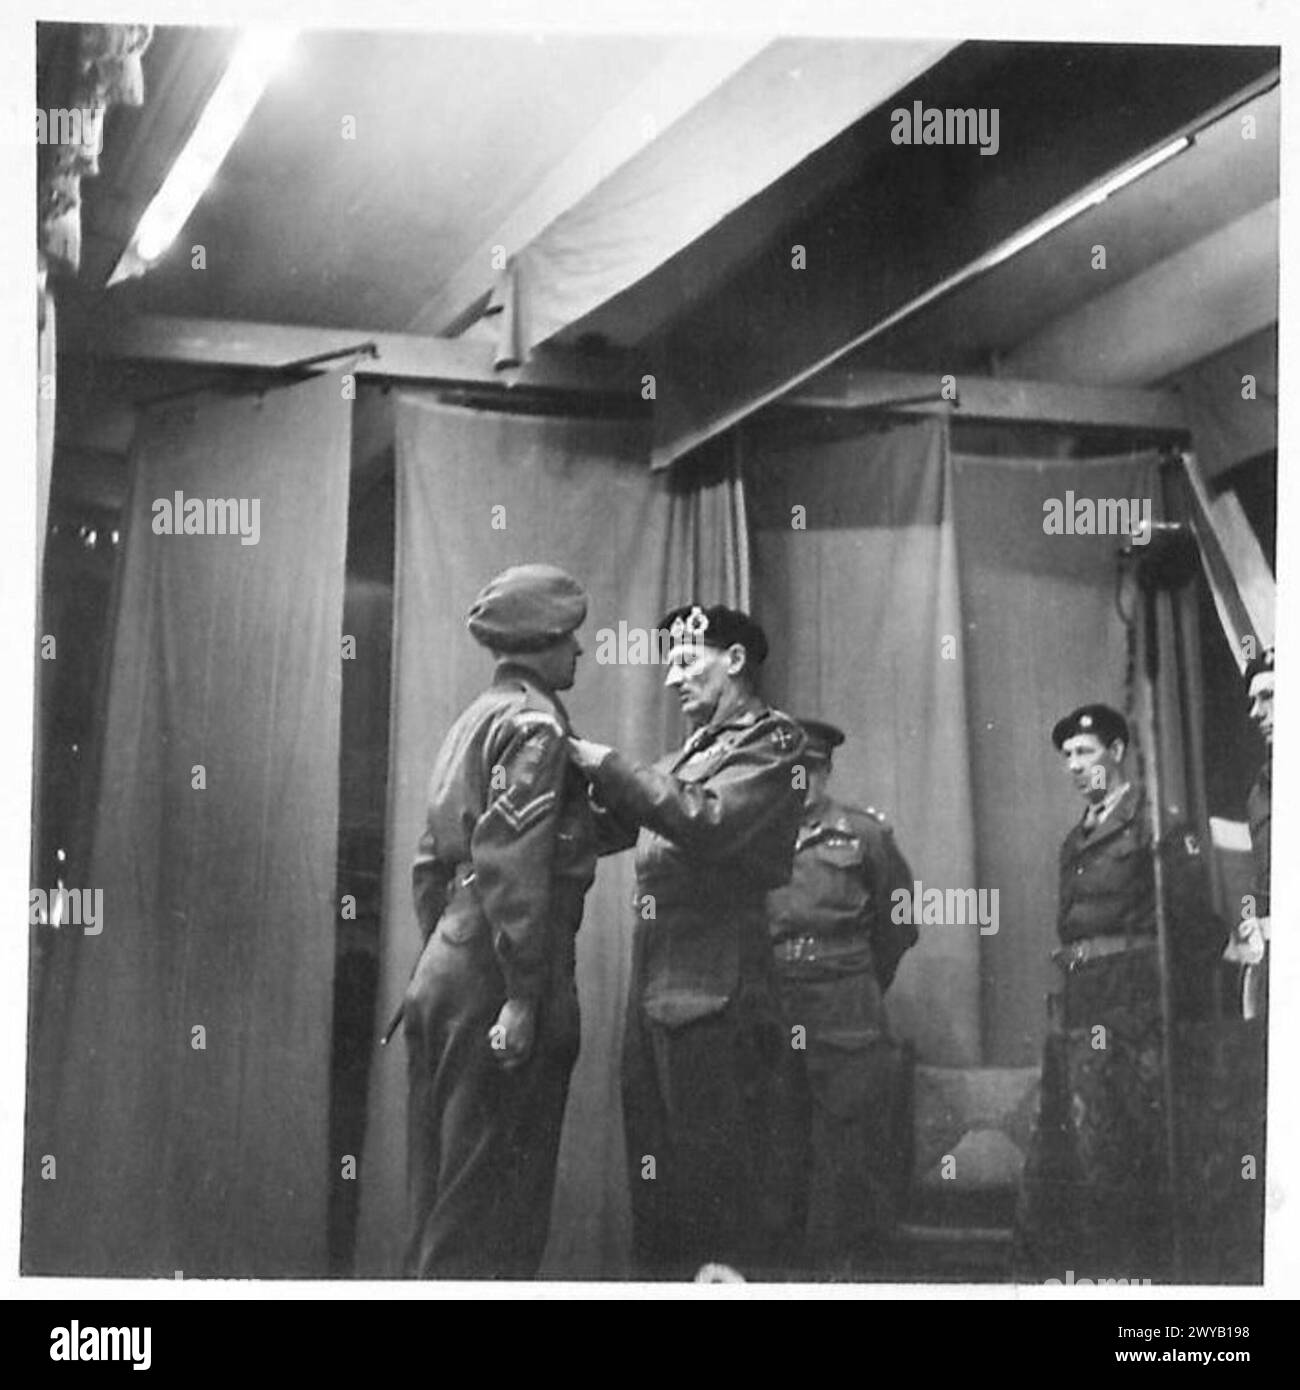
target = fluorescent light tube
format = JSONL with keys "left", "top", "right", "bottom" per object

{"left": 109, "top": 28, "right": 297, "bottom": 285}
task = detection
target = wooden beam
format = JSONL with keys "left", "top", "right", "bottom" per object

{"left": 65, "top": 313, "right": 647, "bottom": 400}
{"left": 649, "top": 53, "right": 1277, "bottom": 470}
{"left": 783, "top": 368, "right": 1188, "bottom": 433}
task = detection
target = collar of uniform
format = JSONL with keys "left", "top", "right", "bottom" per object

{"left": 703, "top": 693, "right": 766, "bottom": 736}
{"left": 492, "top": 661, "right": 568, "bottom": 723}
{"left": 1083, "top": 779, "right": 1131, "bottom": 828}
{"left": 678, "top": 695, "right": 766, "bottom": 762}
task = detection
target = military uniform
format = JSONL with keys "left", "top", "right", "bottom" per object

{"left": 1015, "top": 780, "right": 1224, "bottom": 1280}
{"left": 403, "top": 567, "right": 597, "bottom": 1279}
{"left": 768, "top": 796, "right": 916, "bottom": 1270}
{"left": 586, "top": 697, "right": 808, "bottom": 1278}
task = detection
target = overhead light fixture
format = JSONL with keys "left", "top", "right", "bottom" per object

{"left": 983, "top": 136, "right": 1191, "bottom": 273}
{"left": 108, "top": 28, "right": 298, "bottom": 286}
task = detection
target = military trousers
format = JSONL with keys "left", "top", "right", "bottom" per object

{"left": 403, "top": 907, "right": 580, "bottom": 1280}
{"left": 621, "top": 986, "right": 808, "bottom": 1280}
{"left": 1013, "top": 948, "right": 1171, "bottom": 1283}
{"left": 775, "top": 970, "right": 909, "bottom": 1273}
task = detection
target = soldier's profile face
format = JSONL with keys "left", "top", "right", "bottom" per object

{"left": 1061, "top": 732, "right": 1122, "bottom": 796}
{"left": 1248, "top": 672, "right": 1275, "bottom": 746}
{"left": 664, "top": 641, "right": 733, "bottom": 727}
{"left": 531, "top": 630, "right": 582, "bottom": 691}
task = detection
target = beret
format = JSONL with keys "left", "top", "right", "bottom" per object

{"left": 1051, "top": 703, "right": 1129, "bottom": 751}
{"left": 1244, "top": 647, "right": 1274, "bottom": 688}
{"left": 467, "top": 563, "right": 587, "bottom": 652}
{"left": 795, "top": 718, "right": 845, "bottom": 761}
{"left": 662, "top": 604, "right": 769, "bottom": 668}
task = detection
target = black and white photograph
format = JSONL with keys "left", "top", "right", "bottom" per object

{"left": 9, "top": 0, "right": 1297, "bottom": 1309}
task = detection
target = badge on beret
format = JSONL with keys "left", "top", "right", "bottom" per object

{"left": 669, "top": 605, "right": 710, "bottom": 643}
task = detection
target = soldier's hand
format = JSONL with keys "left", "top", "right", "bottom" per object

{"left": 568, "top": 736, "right": 612, "bottom": 775}
{"left": 488, "top": 997, "right": 537, "bottom": 1070}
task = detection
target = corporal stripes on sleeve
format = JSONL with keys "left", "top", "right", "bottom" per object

{"left": 490, "top": 786, "right": 558, "bottom": 834}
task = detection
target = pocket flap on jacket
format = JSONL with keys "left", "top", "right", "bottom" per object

{"left": 642, "top": 991, "right": 731, "bottom": 1029}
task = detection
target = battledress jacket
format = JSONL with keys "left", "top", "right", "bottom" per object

{"left": 586, "top": 700, "right": 807, "bottom": 1027}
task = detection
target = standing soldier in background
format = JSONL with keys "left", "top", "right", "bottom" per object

{"left": 1224, "top": 649, "right": 1273, "bottom": 1020}
{"left": 1014, "top": 703, "right": 1225, "bottom": 1282}
{"left": 402, "top": 564, "right": 598, "bottom": 1279}
{"left": 567, "top": 604, "right": 808, "bottom": 1280}
{"left": 767, "top": 719, "right": 918, "bottom": 1276}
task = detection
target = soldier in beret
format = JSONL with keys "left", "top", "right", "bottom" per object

{"left": 1014, "top": 702, "right": 1225, "bottom": 1281}
{"left": 767, "top": 719, "right": 917, "bottom": 1274}
{"left": 568, "top": 603, "right": 809, "bottom": 1278}
{"left": 401, "top": 563, "right": 599, "bottom": 1278}
{"left": 1224, "top": 650, "right": 1273, "bottom": 1019}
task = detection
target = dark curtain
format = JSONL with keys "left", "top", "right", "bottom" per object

{"left": 746, "top": 415, "right": 981, "bottom": 1066}
{"left": 356, "top": 394, "right": 746, "bottom": 1279}
{"left": 24, "top": 372, "right": 351, "bottom": 1276}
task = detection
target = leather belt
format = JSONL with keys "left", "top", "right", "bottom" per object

{"left": 773, "top": 933, "right": 869, "bottom": 965}
{"left": 1052, "top": 934, "right": 1155, "bottom": 974}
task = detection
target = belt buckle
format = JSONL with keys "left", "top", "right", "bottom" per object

{"left": 777, "top": 935, "right": 818, "bottom": 964}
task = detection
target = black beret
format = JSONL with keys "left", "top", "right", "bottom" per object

{"left": 662, "top": 604, "right": 769, "bottom": 668}
{"left": 1243, "top": 647, "right": 1274, "bottom": 687}
{"left": 467, "top": 563, "right": 587, "bottom": 652}
{"left": 1051, "top": 703, "right": 1130, "bottom": 751}
{"left": 795, "top": 718, "right": 845, "bottom": 761}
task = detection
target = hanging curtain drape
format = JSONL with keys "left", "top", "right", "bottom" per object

{"left": 744, "top": 420, "right": 1198, "bottom": 1071}
{"left": 355, "top": 394, "right": 746, "bottom": 1280}
{"left": 950, "top": 446, "right": 1187, "bottom": 1066}
{"left": 746, "top": 414, "right": 981, "bottom": 1066}
{"left": 23, "top": 372, "right": 352, "bottom": 1276}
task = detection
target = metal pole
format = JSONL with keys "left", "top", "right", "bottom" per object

{"left": 1136, "top": 577, "right": 1185, "bottom": 1281}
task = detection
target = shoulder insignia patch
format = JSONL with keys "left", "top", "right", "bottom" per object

{"left": 770, "top": 723, "right": 797, "bottom": 753}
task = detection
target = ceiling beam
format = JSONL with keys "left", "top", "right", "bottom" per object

{"left": 65, "top": 312, "right": 646, "bottom": 399}
{"left": 784, "top": 368, "right": 1188, "bottom": 433}
{"left": 1003, "top": 201, "right": 1278, "bottom": 386}
{"left": 646, "top": 49, "right": 1279, "bottom": 471}
{"left": 421, "top": 37, "right": 958, "bottom": 352}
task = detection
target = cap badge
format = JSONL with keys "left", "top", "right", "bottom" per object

{"left": 669, "top": 605, "right": 710, "bottom": 643}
